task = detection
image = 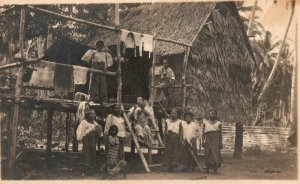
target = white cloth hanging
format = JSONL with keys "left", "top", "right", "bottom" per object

{"left": 139, "top": 34, "right": 153, "bottom": 58}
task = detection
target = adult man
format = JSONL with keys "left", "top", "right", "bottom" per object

{"left": 81, "top": 40, "right": 113, "bottom": 103}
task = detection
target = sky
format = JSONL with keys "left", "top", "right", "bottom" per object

{"left": 244, "top": 0, "right": 298, "bottom": 45}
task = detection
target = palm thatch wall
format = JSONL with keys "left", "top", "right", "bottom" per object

{"left": 185, "top": 3, "right": 253, "bottom": 123}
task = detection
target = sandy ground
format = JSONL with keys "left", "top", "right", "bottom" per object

{"left": 1, "top": 148, "right": 298, "bottom": 180}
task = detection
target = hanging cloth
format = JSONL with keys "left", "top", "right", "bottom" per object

{"left": 73, "top": 65, "right": 88, "bottom": 85}
{"left": 76, "top": 101, "right": 89, "bottom": 124}
{"left": 54, "top": 64, "right": 75, "bottom": 93}
{"left": 139, "top": 34, "right": 153, "bottom": 58}
{"left": 133, "top": 32, "right": 141, "bottom": 57}
{"left": 29, "top": 60, "right": 55, "bottom": 86}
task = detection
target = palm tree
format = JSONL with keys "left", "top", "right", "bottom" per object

{"left": 257, "top": 0, "right": 296, "bottom": 102}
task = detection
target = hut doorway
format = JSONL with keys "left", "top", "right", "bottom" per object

{"left": 107, "top": 48, "right": 153, "bottom": 104}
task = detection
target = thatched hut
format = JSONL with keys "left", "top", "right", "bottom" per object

{"left": 89, "top": 2, "right": 255, "bottom": 123}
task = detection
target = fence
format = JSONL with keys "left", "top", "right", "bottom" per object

{"left": 222, "top": 125, "right": 289, "bottom": 151}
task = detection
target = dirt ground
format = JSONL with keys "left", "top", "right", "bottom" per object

{"left": 1, "top": 148, "right": 298, "bottom": 180}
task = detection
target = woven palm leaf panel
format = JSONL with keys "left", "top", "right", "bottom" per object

{"left": 186, "top": 3, "right": 253, "bottom": 123}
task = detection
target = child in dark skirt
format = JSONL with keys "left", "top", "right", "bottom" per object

{"left": 104, "top": 125, "right": 127, "bottom": 179}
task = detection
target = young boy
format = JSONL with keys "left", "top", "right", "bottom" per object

{"left": 178, "top": 112, "right": 201, "bottom": 172}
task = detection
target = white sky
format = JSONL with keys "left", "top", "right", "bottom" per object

{"left": 244, "top": 0, "right": 298, "bottom": 45}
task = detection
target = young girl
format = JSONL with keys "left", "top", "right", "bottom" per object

{"left": 202, "top": 109, "right": 222, "bottom": 174}
{"left": 164, "top": 107, "right": 182, "bottom": 172}
{"left": 105, "top": 125, "right": 127, "bottom": 178}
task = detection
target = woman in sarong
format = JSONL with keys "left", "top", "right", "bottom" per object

{"left": 202, "top": 109, "right": 222, "bottom": 174}
{"left": 164, "top": 108, "right": 182, "bottom": 172}
{"left": 76, "top": 108, "right": 103, "bottom": 175}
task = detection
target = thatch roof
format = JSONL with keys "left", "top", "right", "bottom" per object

{"left": 90, "top": 2, "right": 216, "bottom": 55}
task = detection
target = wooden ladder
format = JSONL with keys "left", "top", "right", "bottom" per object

{"left": 121, "top": 104, "right": 164, "bottom": 172}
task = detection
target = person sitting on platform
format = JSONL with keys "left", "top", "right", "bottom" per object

{"left": 160, "top": 59, "right": 175, "bottom": 86}
{"left": 134, "top": 110, "right": 154, "bottom": 147}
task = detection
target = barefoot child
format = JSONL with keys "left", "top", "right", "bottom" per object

{"left": 178, "top": 112, "right": 201, "bottom": 172}
{"left": 164, "top": 108, "right": 182, "bottom": 172}
{"left": 105, "top": 125, "right": 127, "bottom": 178}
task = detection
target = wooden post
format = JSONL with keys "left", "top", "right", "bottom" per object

{"left": 181, "top": 46, "right": 191, "bottom": 118}
{"left": 65, "top": 112, "right": 70, "bottom": 155}
{"left": 115, "top": 4, "right": 122, "bottom": 105}
{"left": 234, "top": 121, "right": 243, "bottom": 158}
{"left": 46, "top": 110, "right": 54, "bottom": 157}
{"left": 150, "top": 34, "right": 157, "bottom": 105}
{"left": 7, "top": 7, "right": 25, "bottom": 179}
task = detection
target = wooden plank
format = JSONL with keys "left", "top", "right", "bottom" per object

{"left": 46, "top": 110, "right": 54, "bottom": 157}
{"left": 8, "top": 7, "right": 25, "bottom": 179}
{"left": 181, "top": 46, "right": 190, "bottom": 117}
{"left": 121, "top": 104, "right": 151, "bottom": 173}
{"left": 115, "top": 4, "right": 122, "bottom": 104}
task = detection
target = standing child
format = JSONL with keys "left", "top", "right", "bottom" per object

{"left": 178, "top": 112, "right": 201, "bottom": 172}
{"left": 164, "top": 108, "right": 182, "bottom": 172}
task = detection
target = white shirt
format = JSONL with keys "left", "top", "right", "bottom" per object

{"left": 105, "top": 114, "right": 127, "bottom": 138}
{"left": 166, "top": 119, "right": 181, "bottom": 134}
{"left": 182, "top": 121, "right": 201, "bottom": 144}
{"left": 203, "top": 119, "right": 221, "bottom": 133}
{"left": 76, "top": 120, "right": 100, "bottom": 141}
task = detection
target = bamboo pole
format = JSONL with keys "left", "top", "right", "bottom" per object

{"left": 120, "top": 104, "right": 151, "bottom": 173}
{"left": 181, "top": 46, "right": 190, "bottom": 118}
{"left": 46, "top": 110, "right": 54, "bottom": 157}
{"left": 27, "top": 6, "right": 115, "bottom": 31}
{"left": 247, "top": 0, "right": 258, "bottom": 36}
{"left": 150, "top": 35, "right": 157, "bottom": 105}
{"left": 8, "top": 7, "right": 25, "bottom": 179}
{"left": 156, "top": 37, "right": 192, "bottom": 47}
{"left": 115, "top": 4, "right": 122, "bottom": 105}
{"left": 0, "top": 59, "right": 118, "bottom": 76}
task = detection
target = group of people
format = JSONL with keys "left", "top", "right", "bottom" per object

{"left": 76, "top": 40, "right": 223, "bottom": 177}
{"left": 76, "top": 97, "right": 223, "bottom": 177}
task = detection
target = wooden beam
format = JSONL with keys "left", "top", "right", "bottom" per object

{"left": 46, "top": 110, "right": 54, "bottom": 157}
{"left": 115, "top": 4, "right": 122, "bottom": 105}
{"left": 150, "top": 33, "right": 157, "bottom": 104}
{"left": 181, "top": 47, "right": 191, "bottom": 117}
{"left": 27, "top": 6, "right": 115, "bottom": 31}
{"left": 8, "top": 7, "right": 25, "bottom": 179}
{"left": 65, "top": 112, "right": 70, "bottom": 155}
{"left": 23, "top": 83, "right": 54, "bottom": 90}
{"left": 156, "top": 37, "right": 192, "bottom": 47}
{"left": 0, "top": 58, "right": 117, "bottom": 76}
{"left": 234, "top": 122, "right": 243, "bottom": 158}
{"left": 153, "top": 84, "right": 192, "bottom": 89}
{"left": 190, "top": 3, "right": 216, "bottom": 45}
